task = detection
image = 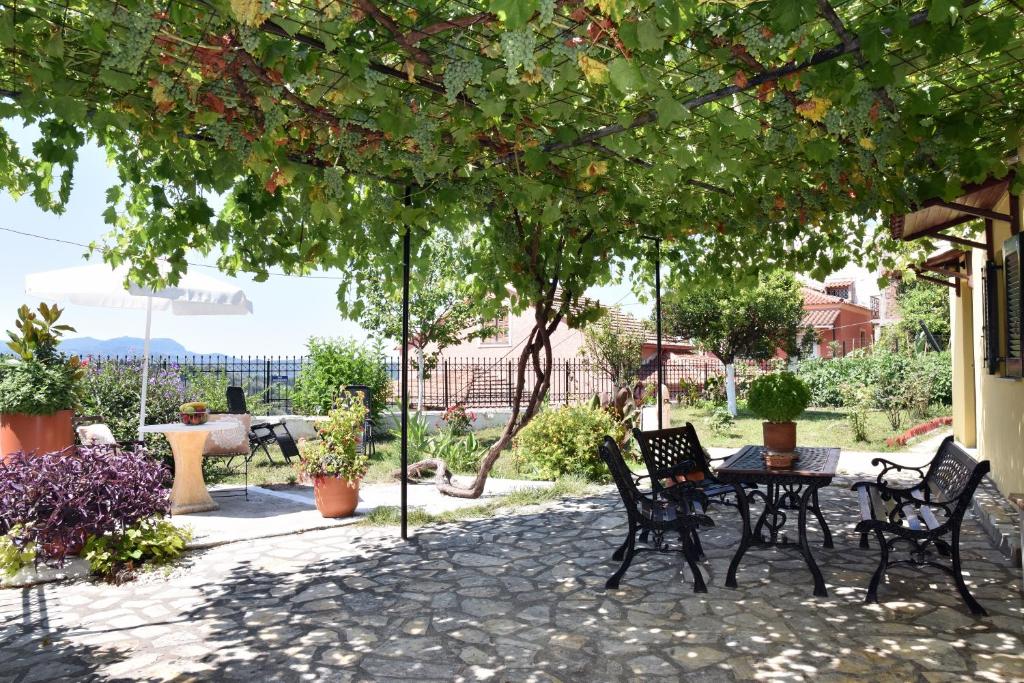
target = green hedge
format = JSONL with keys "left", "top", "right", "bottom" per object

{"left": 796, "top": 350, "right": 951, "bottom": 408}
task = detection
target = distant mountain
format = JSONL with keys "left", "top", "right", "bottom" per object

{"left": 59, "top": 337, "right": 211, "bottom": 357}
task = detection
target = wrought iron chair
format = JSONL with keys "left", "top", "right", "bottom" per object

{"left": 226, "top": 386, "right": 297, "bottom": 464}
{"left": 343, "top": 384, "right": 375, "bottom": 456}
{"left": 633, "top": 423, "right": 755, "bottom": 506}
{"left": 599, "top": 436, "right": 714, "bottom": 593}
{"left": 852, "top": 436, "right": 991, "bottom": 615}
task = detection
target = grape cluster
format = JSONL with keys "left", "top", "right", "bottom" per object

{"left": 538, "top": 0, "right": 555, "bottom": 27}
{"left": 262, "top": 101, "right": 290, "bottom": 134}
{"left": 205, "top": 120, "right": 234, "bottom": 148}
{"left": 500, "top": 29, "right": 537, "bottom": 85}
{"left": 323, "top": 167, "right": 346, "bottom": 199}
{"left": 442, "top": 58, "right": 482, "bottom": 104}
{"left": 411, "top": 115, "right": 438, "bottom": 161}
{"left": 238, "top": 27, "right": 262, "bottom": 55}
{"left": 101, "top": 7, "right": 161, "bottom": 75}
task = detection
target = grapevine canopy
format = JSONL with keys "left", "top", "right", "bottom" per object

{"left": 0, "top": 0, "right": 1021, "bottom": 306}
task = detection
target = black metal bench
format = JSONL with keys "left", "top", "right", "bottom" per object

{"left": 851, "top": 436, "right": 991, "bottom": 615}
{"left": 598, "top": 436, "right": 714, "bottom": 593}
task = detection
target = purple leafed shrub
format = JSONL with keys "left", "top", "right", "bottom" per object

{"left": 0, "top": 446, "right": 171, "bottom": 566}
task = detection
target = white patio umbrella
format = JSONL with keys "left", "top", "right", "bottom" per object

{"left": 25, "top": 261, "right": 253, "bottom": 439}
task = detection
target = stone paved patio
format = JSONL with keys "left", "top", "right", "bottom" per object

{"left": 1, "top": 476, "right": 1021, "bottom": 682}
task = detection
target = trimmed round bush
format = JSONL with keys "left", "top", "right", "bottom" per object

{"left": 512, "top": 404, "right": 620, "bottom": 482}
{"left": 747, "top": 372, "right": 811, "bottom": 423}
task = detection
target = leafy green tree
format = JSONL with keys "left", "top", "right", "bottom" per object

{"left": 894, "top": 278, "right": 951, "bottom": 350}
{"left": 0, "top": 1, "right": 1019, "bottom": 496}
{"left": 581, "top": 311, "right": 645, "bottom": 389}
{"left": 663, "top": 271, "right": 809, "bottom": 415}
{"left": 355, "top": 230, "right": 484, "bottom": 413}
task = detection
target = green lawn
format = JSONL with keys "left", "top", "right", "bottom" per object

{"left": 669, "top": 404, "right": 949, "bottom": 453}
{"left": 205, "top": 424, "right": 536, "bottom": 488}
{"left": 204, "top": 404, "right": 952, "bottom": 488}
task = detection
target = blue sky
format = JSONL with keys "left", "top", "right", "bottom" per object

{"left": 0, "top": 122, "right": 644, "bottom": 355}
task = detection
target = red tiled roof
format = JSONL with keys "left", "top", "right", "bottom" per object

{"left": 604, "top": 306, "right": 690, "bottom": 348}
{"left": 801, "top": 287, "right": 844, "bottom": 305}
{"left": 802, "top": 309, "right": 840, "bottom": 329}
{"left": 553, "top": 287, "right": 691, "bottom": 349}
{"left": 824, "top": 277, "right": 855, "bottom": 287}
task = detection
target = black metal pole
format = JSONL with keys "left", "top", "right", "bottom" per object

{"left": 654, "top": 238, "right": 663, "bottom": 429}
{"left": 401, "top": 187, "right": 412, "bottom": 541}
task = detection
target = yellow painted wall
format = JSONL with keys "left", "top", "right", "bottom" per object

{"left": 950, "top": 274, "right": 976, "bottom": 446}
{"left": 964, "top": 192, "right": 1024, "bottom": 497}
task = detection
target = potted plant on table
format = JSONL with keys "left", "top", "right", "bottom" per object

{"left": 300, "top": 392, "right": 369, "bottom": 518}
{"left": 747, "top": 371, "right": 812, "bottom": 468}
{"left": 0, "top": 304, "right": 85, "bottom": 458}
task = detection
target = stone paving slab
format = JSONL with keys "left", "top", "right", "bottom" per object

{"left": 1, "top": 473, "right": 1021, "bottom": 682}
{"left": 179, "top": 478, "right": 552, "bottom": 548}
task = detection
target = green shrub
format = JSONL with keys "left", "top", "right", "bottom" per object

{"left": 747, "top": 372, "right": 811, "bottom": 423}
{"left": 705, "top": 406, "right": 735, "bottom": 435}
{"left": 841, "top": 384, "right": 873, "bottom": 442}
{"left": 422, "top": 431, "right": 487, "bottom": 474}
{"left": 908, "top": 351, "right": 953, "bottom": 406}
{"left": 0, "top": 528, "right": 36, "bottom": 578}
{"left": 797, "top": 353, "right": 874, "bottom": 407}
{"left": 512, "top": 403, "right": 620, "bottom": 482}
{"left": 0, "top": 303, "right": 84, "bottom": 415}
{"left": 79, "top": 360, "right": 186, "bottom": 458}
{"left": 82, "top": 518, "right": 192, "bottom": 581}
{"left": 0, "top": 359, "right": 82, "bottom": 415}
{"left": 291, "top": 337, "right": 391, "bottom": 418}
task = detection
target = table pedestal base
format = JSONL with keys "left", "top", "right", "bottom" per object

{"left": 725, "top": 481, "right": 832, "bottom": 597}
{"left": 166, "top": 430, "right": 219, "bottom": 515}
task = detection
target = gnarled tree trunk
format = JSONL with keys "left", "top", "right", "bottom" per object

{"left": 402, "top": 297, "right": 564, "bottom": 498}
{"left": 399, "top": 215, "right": 575, "bottom": 498}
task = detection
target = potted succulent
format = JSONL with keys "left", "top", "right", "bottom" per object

{"left": 300, "top": 392, "right": 369, "bottom": 518}
{"left": 747, "top": 371, "right": 811, "bottom": 467}
{"left": 0, "top": 304, "right": 84, "bottom": 458}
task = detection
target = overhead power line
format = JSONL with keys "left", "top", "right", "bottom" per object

{"left": 0, "top": 226, "right": 347, "bottom": 281}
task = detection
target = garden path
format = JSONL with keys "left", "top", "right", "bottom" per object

{"left": 1, "top": 468, "right": 1021, "bottom": 682}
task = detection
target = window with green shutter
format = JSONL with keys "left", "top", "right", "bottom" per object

{"left": 1005, "top": 234, "right": 1023, "bottom": 378}
{"left": 984, "top": 261, "right": 1000, "bottom": 375}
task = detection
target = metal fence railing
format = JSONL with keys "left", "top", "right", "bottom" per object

{"left": 388, "top": 356, "right": 777, "bottom": 410}
{"left": 86, "top": 355, "right": 306, "bottom": 414}
{"left": 83, "top": 354, "right": 776, "bottom": 413}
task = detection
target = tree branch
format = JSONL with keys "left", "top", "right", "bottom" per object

{"left": 815, "top": 0, "right": 897, "bottom": 112}
{"left": 407, "top": 12, "right": 495, "bottom": 43}
{"left": 353, "top": 0, "right": 433, "bottom": 66}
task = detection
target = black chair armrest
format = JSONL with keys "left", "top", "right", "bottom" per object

{"left": 652, "top": 460, "right": 698, "bottom": 482}
{"left": 870, "top": 456, "right": 927, "bottom": 486}
{"left": 630, "top": 471, "right": 653, "bottom": 485}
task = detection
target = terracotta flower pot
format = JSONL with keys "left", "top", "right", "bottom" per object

{"left": 313, "top": 475, "right": 360, "bottom": 518}
{"left": 0, "top": 410, "right": 74, "bottom": 459}
{"left": 762, "top": 420, "right": 796, "bottom": 454}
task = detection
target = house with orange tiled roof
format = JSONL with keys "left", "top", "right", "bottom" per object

{"left": 438, "top": 292, "right": 694, "bottom": 364}
{"left": 801, "top": 283, "right": 875, "bottom": 357}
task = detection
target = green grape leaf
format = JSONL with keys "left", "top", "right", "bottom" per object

{"left": 489, "top": 0, "right": 538, "bottom": 28}
{"left": 637, "top": 17, "right": 665, "bottom": 51}
{"left": 608, "top": 58, "right": 643, "bottom": 94}
{"left": 655, "top": 96, "right": 688, "bottom": 126}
